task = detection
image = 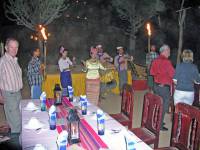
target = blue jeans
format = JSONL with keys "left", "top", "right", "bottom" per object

{"left": 31, "top": 85, "right": 42, "bottom": 99}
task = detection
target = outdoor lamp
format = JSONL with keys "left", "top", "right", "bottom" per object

{"left": 67, "top": 109, "right": 80, "bottom": 144}
{"left": 54, "top": 84, "right": 62, "bottom": 105}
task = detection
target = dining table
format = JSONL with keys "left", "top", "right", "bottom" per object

{"left": 20, "top": 97, "right": 153, "bottom": 150}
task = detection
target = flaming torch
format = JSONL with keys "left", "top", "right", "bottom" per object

{"left": 146, "top": 23, "right": 151, "bottom": 53}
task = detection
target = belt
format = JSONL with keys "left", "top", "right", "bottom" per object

{"left": 155, "top": 83, "right": 170, "bottom": 87}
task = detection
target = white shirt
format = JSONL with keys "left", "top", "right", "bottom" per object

{"left": 58, "top": 57, "right": 73, "bottom": 72}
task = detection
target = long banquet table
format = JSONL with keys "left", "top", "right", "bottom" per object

{"left": 20, "top": 98, "right": 152, "bottom": 150}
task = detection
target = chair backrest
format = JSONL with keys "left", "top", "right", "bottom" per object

{"left": 141, "top": 93, "right": 163, "bottom": 136}
{"left": 121, "top": 84, "right": 134, "bottom": 121}
{"left": 171, "top": 103, "right": 200, "bottom": 150}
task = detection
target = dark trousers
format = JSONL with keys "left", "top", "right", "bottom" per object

{"left": 154, "top": 84, "right": 170, "bottom": 129}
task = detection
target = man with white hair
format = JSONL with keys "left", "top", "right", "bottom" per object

{"left": 0, "top": 38, "right": 23, "bottom": 140}
{"left": 150, "top": 44, "right": 175, "bottom": 131}
{"left": 96, "top": 44, "right": 113, "bottom": 64}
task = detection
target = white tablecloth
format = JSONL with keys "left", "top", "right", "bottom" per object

{"left": 20, "top": 99, "right": 152, "bottom": 150}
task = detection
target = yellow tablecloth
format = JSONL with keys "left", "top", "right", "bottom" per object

{"left": 42, "top": 71, "right": 132, "bottom": 98}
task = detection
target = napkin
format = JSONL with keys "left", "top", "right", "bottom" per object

{"left": 24, "top": 117, "right": 44, "bottom": 130}
{"left": 33, "top": 144, "right": 47, "bottom": 150}
{"left": 24, "top": 102, "right": 39, "bottom": 111}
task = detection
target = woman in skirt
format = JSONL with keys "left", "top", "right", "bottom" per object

{"left": 85, "top": 47, "right": 106, "bottom": 105}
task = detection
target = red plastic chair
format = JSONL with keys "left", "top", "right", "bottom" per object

{"left": 130, "top": 92, "right": 163, "bottom": 148}
{"left": 110, "top": 84, "right": 134, "bottom": 129}
{"left": 155, "top": 103, "right": 200, "bottom": 150}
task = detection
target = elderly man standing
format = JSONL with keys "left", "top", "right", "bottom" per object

{"left": 150, "top": 44, "right": 175, "bottom": 131}
{"left": 0, "top": 38, "right": 23, "bottom": 135}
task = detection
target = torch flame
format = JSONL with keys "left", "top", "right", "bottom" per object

{"left": 40, "top": 27, "right": 48, "bottom": 40}
{"left": 146, "top": 23, "right": 151, "bottom": 36}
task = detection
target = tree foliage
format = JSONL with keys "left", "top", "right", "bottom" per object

{"left": 111, "top": 0, "right": 165, "bottom": 36}
{"left": 4, "top": 0, "right": 69, "bottom": 31}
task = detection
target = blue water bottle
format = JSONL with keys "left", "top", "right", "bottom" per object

{"left": 49, "top": 112, "right": 56, "bottom": 130}
{"left": 97, "top": 109, "right": 105, "bottom": 135}
{"left": 57, "top": 130, "right": 68, "bottom": 150}
{"left": 81, "top": 101, "right": 87, "bottom": 115}
{"left": 68, "top": 86, "right": 73, "bottom": 102}
{"left": 49, "top": 105, "right": 56, "bottom": 130}
{"left": 40, "top": 92, "right": 46, "bottom": 111}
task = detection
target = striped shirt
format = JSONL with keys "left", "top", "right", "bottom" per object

{"left": 27, "top": 57, "right": 43, "bottom": 86}
{"left": 146, "top": 51, "right": 158, "bottom": 68}
{"left": 0, "top": 53, "right": 23, "bottom": 92}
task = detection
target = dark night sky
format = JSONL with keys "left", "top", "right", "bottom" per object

{"left": 0, "top": 0, "right": 200, "bottom": 26}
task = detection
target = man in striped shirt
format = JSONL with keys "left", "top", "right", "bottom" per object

{"left": 0, "top": 38, "right": 23, "bottom": 135}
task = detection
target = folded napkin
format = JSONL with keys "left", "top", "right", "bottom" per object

{"left": 33, "top": 144, "right": 47, "bottom": 150}
{"left": 24, "top": 102, "right": 39, "bottom": 111}
{"left": 24, "top": 117, "right": 44, "bottom": 130}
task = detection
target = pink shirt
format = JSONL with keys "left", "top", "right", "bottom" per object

{"left": 0, "top": 53, "right": 23, "bottom": 92}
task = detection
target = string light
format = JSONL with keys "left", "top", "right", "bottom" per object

{"left": 65, "top": 0, "right": 88, "bottom": 21}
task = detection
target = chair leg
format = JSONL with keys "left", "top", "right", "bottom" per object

{"left": 154, "top": 139, "right": 159, "bottom": 149}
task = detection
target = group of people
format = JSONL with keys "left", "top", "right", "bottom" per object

{"left": 57, "top": 44, "right": 133, "bottom": 105}
{"left": 146, "top": 44, "right": 200, "bottom": 131}
{"left": 1, "top": 37, "right": 199, "bottom": 143}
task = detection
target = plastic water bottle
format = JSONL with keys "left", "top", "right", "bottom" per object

{"left": 57, "top": 141, "right": 67, "bottom": 150}
{"left": 81, "top": 101, "right": 87, "bottom": 115}
{"left": 49, "top": 112, "right": 56, "bottom": 130}
{"left": 57, "top": 131, "right": 68, "bottom": 150}
{"left": 40, "top": 97, "right": 46, "bottom": 111}
{"left": 97, "top": 109, "right": 105, "bottom": 135}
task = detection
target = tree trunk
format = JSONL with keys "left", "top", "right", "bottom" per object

{"left": 129, "top": 35, "right": 136, "bottom": 56}
{"left": 177, "top": 9, "right": 186, "bottom": 64}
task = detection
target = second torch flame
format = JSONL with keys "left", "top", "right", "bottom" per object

{"left": 146, "top": 23, "right": 151, "bottom": 36}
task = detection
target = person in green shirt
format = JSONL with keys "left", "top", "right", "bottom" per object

{"left": 85, "top": 47, "right": 106, "bottom": 105}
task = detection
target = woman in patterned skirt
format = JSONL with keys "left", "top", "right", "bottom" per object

{"left": 85, "top": 47, "right": 106, "bottom": 105}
